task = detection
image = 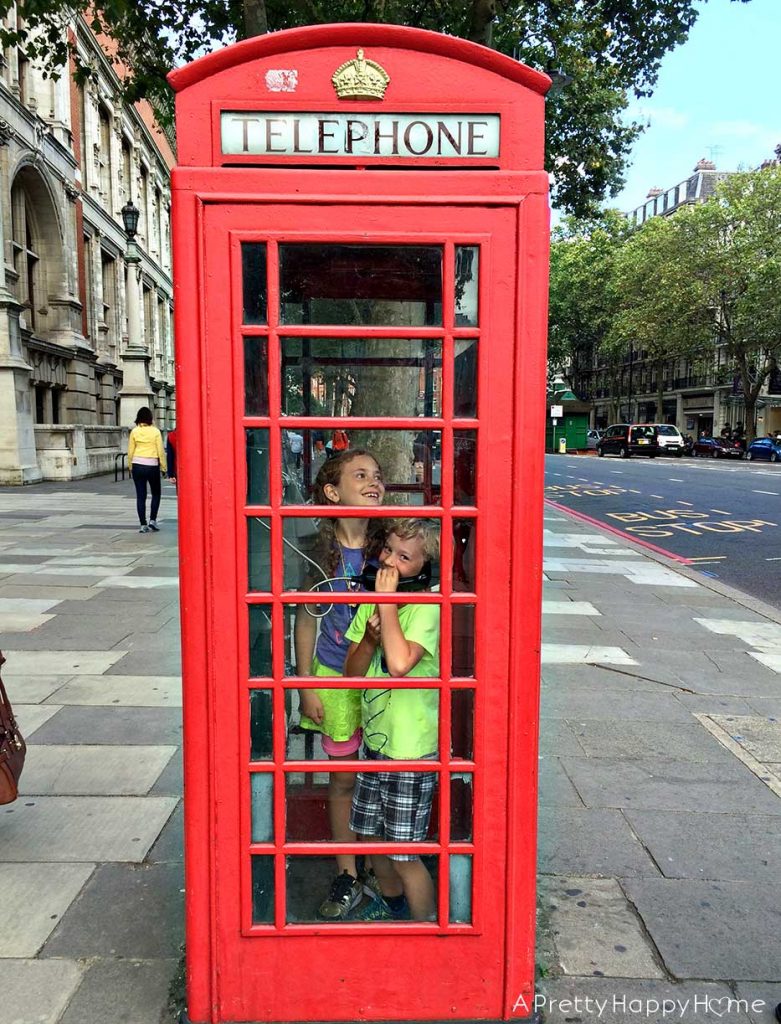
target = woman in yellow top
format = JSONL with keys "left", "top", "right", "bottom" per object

{"left": 127, "top": 407, "right": 167, "bottom": 533}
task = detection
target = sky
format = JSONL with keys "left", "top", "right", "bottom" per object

{"left": 613, "top": 0, "right": 781, "bottom": 213}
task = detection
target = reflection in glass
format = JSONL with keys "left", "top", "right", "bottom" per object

{"left": 251, "top": 855, "right": 274, "bottom": 924}
{"left": 281, "top": 338, "right": 442, "bottom": 418}
{"left": 251, "top": 772, "right": 274, "bottom": 842}
{"left": 452, "top": 606, "right": 475, "bottom": 677}
{"left": 246, "top": 429, "right": 270, "bottom": 505}
{"left": 281, "top": 430, "right": 441, "bottom": 506}
{"left": 449, "top": 854, "right": 472, "bottom": 923}
{"left": 454, "top": 247, "right": 479, "bottom": 326}
{"left": 250, "top": 689, "right": 273, "bottom": 760}
{"left": 454, "top": 340, "right": 477, "bottom": 418}
{"left": 249, "top": 604, "right": 272, "bottom": 677}
{"left": 286, "top": 855, "right": 437, "bottom": 923}
{"left": 244, "top": 337, "right": 268, "bottom": 416}
{"left": 454, "top": 430, "right": 477, "bottom": 505}
{"left": 248, "top": 517, "right": 271, "bottom": 592}
{"left": 279, "top": 245, "right": 443, "bottom": 326}
{"left": 451, "top": 689, "right": 475, "bottom": 759}
{"left": 453, "top": 519, "right": 476, "bottom": 592}
{"left": 450, "top": 773, "right": 473, "bottom": 841}
{"left": 242, "top": 243, "right": 267, "bottom": 325}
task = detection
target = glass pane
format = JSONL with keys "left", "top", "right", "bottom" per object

{"left": 244, "top": 337, "right": 269, "bottom": 416}
{"left": 453, "top": 519, "right": 476, "bottom": 592}
{"left": 449, "top": 854, "right": 472, "bottom": 924}
{"left": 248, "top": 517, "right": 271, "bottom": 591}
{"left": 281, "top": 337, "right": 442, "bottom": 418}
{"left": 249, "top": 604, "right": 272, "bottom": 677}
{"left": 242, "top": 243, "right": 267, "bottom": 325}
{"left": 454, "top": 339, "right": 477, "bottom": 417}
{"left": 246, "top": 429, "right": 270, "bottom": 505}
{"left": 451, "top": 689, "right": 475, "bottom": 759}
{"left": 281, "top": 430, "right": 441, "bottom": 506}
{"left": 250, "top": 689, "right": 273, "bottom": 760}
{"left": 452, "top": 605, "right": 475, "bottom": 677}
{"left": 454, "top": 430, "right": 477, "bottom": 505}
{"left": 251, "top": 772, "right": 274, "bottom": 842}
{"left": 450, "top": 773, "right": 472, "bottom": 841}
{"left": 251, "top": 855, "right": 274, "bottom": 924}
{"left": 454, "top": 247, "right": 479, "bottom": 326}
{"left": 279, "top": 245, "right": 442, "bottom": 326}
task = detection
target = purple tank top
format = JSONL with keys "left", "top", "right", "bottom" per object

{"left": 315, "top": 546, "right": 366, "bottom": 672}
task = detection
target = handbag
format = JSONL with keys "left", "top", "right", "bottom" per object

{"left": 0, "top": 652, "right": 26, "bottom": 805}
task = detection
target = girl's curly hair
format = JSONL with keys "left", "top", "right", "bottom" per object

{"left": 312, "top": 450, "right": 386, "bottom": 577}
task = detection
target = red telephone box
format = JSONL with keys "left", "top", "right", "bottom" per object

{"left": 169, "top": 24, "right": 549, "bottom": 1024}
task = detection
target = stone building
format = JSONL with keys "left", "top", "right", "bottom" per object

{"left": 0, "top": 10, "right": 175, "bottom": 483}
{"left": 574, "top": 157, "right": 781, "bottom": 439}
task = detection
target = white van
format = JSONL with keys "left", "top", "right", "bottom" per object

{"left": 650, "top": 423, "right": 684, "bottom": 456}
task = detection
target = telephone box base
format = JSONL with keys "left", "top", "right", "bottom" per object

{"left": 181, "top": 1015, "right": 542, "bottom": 1024}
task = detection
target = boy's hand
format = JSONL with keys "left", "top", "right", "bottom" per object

{"left": 364, "top": 612, "right": 381, "bottom": 646}
{"left": 375, "top": 566, "right": 399, "bottom": 593}
{"left": 300, "top": 690, "right": 324, "bottom": 725}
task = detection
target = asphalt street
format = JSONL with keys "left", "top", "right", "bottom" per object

{"left": 545, "top": 452, "right": 781, "bottom": 608}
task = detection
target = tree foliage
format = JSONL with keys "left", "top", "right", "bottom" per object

{"left": 0, "top": 0, "right": 752, "bottom": 216}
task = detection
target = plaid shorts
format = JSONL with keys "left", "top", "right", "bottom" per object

{"left": 349, "top": 751, "right": 436, "bottom": 862}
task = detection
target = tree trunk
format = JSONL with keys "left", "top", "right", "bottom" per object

{"left": 243, "top": 0, "right": 268, "bottom": 38}
{"left": 656, "top": 358, "right": 665, "bottom": 424}
{"left": 468, "top": 0, "right": 496, "bottom": 46}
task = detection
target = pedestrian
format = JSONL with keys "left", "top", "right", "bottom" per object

{"left": 128, "top": 407, "right": 167, "bottom": 533}
{"left": 166, "top": 427, "right": 177, "bottom": 486}
{"left": 287, "top": 429, "right": 304, "bottom": 468}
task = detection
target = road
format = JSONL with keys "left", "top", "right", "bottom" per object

{"left": 544, "top": 451, "right": 781, "bottom": 608}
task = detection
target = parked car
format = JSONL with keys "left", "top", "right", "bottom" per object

{"left": 586, "top": 429, "right": 604, "bottom": 450}
{"left": 649, "top": 423, "right": 685, "bottom": 456}
{"left": 691, "top": 437, "right": 744, "bottom": 459}
{"left": 745, "top": 437, "right": 781, "bottom": 462}
{"left": 596, "top": 424, "right": 660, "bottom": 458}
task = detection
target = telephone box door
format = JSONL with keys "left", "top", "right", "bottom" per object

{"left": 197, "top": 199, "right": 523, "bottom": 1022}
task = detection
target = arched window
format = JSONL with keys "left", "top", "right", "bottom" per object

{"left": 10, "top": 175, "right": 42, "bottom": 330}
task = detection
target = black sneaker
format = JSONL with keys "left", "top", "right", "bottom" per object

{"left": 317, "top": 871, "right": 363, "bottom": 921}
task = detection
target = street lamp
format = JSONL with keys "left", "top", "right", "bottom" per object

{"left": 121, "top": 200, "right": 140, "bottom": 240}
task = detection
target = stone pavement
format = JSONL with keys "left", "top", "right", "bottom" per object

{"left": 1, "top": 478, "right": 781, "bottom": 1022}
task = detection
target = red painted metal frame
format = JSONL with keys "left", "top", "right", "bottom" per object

{"left": 170, "top": 24, "right": 548, "bottom": 1024}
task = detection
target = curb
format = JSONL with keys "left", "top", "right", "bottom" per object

{"left": 544, "top": 497, "right": 781, "bottom": 628}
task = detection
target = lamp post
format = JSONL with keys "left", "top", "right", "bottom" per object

{"left": 118, "top": 200, "right": 153, "bottom": 426}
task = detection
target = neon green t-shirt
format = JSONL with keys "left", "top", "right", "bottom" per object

{"left": 345, "top": 602, "right": 440, "bottom": 760}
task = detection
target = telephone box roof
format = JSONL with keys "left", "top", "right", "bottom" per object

{"left": 167, "top": 22, "right": 550, "bottom": 96}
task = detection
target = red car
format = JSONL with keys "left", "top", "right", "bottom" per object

{"left": 691, "top": 437, "right": 744, "bottom": 459}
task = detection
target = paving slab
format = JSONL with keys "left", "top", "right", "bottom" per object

{"left": 28, "top": 706, "right": 184, "bottom": 746}
{"left": 42, "top": 862, "right": 184, "bottom": 959}
{"left": 534, "top": 978, "right": 755, "bottom": 1024}
{"left": 538, "top": 876, "right": 664, "bottom": 979}
{"left": 148, "top": 750, "right": 183, "bottom": 797}
{"left": 569, "top": 720, "right": 735, "bottom": 763}
{"left": 58, "top": 957, "right": 180, "bottom": 1024}
{"left": 538, "top": 719, "right": 587, "bottom": 757}
{"left": 626, "top": 810, "right": 781, "bottom": 882}
{"left": 674, "top": 693, "right": 758, "bottom": 716}
{"left": 0, "top": 674, "right": 71, "bottom": 703}
{"left": 623, "top": 877, "right": 781, "bottom": 980}
{"left": 735, "top": 984, "right": 781, "bottom": 1024}
{"left": 0, "top": 796, "right": 178, "bottom": 862}
{"left": 45, "top": 675, "right": 182, "bottom": 707}
{"left": 0, "top": 862, "right": 94, "bottom": 956}
{"left": 0, "top": 612, "right": 56, "bottom": 632}
{"left": 13, "top": 703, "right": 62, "bottom": 737}
{"left": 561, "top": 756, "right": 781, "bottom": 814}
{"left": 0, "top": 584, "right": 97, "bottom": 600}
{"left": 105, "top": 650, "right": 182, "bottom": 676}
{"left": 541, "top": 664, "right": 669, "bottom": 693}
{"left": 146, "top": 800, "right": 183, "bottom": 863}
{"left": 708, "top": 714, "right": 781, "bottom": 763}
{"left": 541, "top": 643, "right": 638, "bottom": 666}
{"left": 1, "top": 650, "right": 127, "bottom": 675}
{"left": 19, "top": 745, "right": 177, "bottom": 796}
{"left": 538, "top": 757, "right": 585, "bottom": 808}
{"left": 537, "top": 808, "right": 659, "bottom": 878}
{"left": 541, "top": 689, "right": 693, "bottom": 723}
{"left": 0, "top": 959, "right": 85, "bottom": 1024}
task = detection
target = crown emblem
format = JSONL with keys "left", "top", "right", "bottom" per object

{"left": 332, "top": 49, "right": 390, "bottom": 100}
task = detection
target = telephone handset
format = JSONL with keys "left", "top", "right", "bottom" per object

{"left": 356, "top": 562, "right": 433, "bottom": 593}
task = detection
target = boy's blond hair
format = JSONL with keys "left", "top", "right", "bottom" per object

{"left": 386, "top": 518, "right": 440, "bottom": 561}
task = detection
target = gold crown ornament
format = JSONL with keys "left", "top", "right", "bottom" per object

{"left": 332, "top": 49, "right": 390, "bottom": 100}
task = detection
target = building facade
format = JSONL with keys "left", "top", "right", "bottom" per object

{"left": 0, "top": 9, "right": 174, "bottom": 483}
{"left": 573, "top": 157, "right": 781, "bottom": 439}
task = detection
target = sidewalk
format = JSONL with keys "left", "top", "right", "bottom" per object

{"left": 0, "top": 479, "right": 780, "bottom": 1022}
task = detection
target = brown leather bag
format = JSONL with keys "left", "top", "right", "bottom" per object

{"left": 0, "top": 652, "right": 26, "bottom": 805}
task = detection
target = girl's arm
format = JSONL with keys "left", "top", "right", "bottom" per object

{"left": 127, "top": 429, "right": 136, "bottom": 469}
{"left": 294, "top": 606, "right": 323, "bottom": 722}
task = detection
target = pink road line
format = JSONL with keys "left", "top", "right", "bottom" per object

{"left": 544, "top": 498, "right": 693, "bottom": 565}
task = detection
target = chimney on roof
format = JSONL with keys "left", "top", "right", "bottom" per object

{"left": 695, "top": 158, "right": 716, "bottom": 171}
{"left": 646, "top": 187, "right": 663, "bottom": 198}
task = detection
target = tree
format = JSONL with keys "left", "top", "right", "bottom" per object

{"left": 609, "top": 165, "right": 781, "bottom": 440}
{"left": 0, "top": 0, "right": 752, "bottom": 217}
{"left": 548, "top": 210, "right": 630, "bottom": 421}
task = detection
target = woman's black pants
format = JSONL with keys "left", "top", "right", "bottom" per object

{"left": 132, "top": 464, "right": 161, "bottom": 525}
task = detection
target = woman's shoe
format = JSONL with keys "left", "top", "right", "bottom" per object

{"left": 139, "top": 525, "right": 149, "bottom": 533}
